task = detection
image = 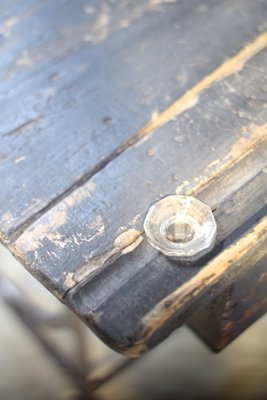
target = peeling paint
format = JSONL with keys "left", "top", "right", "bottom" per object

{"left": 114, "top": 228, "right": 142, "bottom": 250}
{"left": 130, "top": 31, "right": 267, "bottom": 147}
{"left": 88, "top": 214, "right": 105, "bottom": 235}
{"left": 121, "top": 235, "right": 143, "bottom": 255}
{"left": 65, "top": 272, "right": 75, "bottom": 288}
{"left": 175, "top": 123, "right": 267, "bottom": 197}
{"left": 64, "top": 181, "right": 96, "bottom": 208}
{"left": 73, "top": 228, "right": 144, "bottom": 284}
{"left": 129, "top": 214, "right": 142, "bottom": 227}
{"left": 129, "top": 217, "right": 267, "bottom": 354}
{"left": 15, "top": 209, "right": 67, "bottom": 252}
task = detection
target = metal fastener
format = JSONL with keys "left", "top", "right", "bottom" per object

{"left": 144, "top": 195, "right": 217, "bottom": 262}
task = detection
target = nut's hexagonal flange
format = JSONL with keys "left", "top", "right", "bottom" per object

{"left": 144, "top": 195, "right": 217, "bottom": 261}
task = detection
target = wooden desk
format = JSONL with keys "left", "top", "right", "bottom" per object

{"left": 1, "top": 0, "right": 266, "bottom": 356}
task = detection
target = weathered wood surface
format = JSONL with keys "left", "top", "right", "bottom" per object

{"left": 12, "top": 48, "right": 267, "bottom": 298}
{"left": 188, "top": 255, "right": 267, "bottom": 352}
{"left": 0, "top": 1, "right": 267, "bottom": 355}
{"left": 1, "top": 0, "right": 267, "bottom": 239}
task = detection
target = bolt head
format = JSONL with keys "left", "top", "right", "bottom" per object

{"left": 144, "top": 195, "right": 217, "bottom": 261}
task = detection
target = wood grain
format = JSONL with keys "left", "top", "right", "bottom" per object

{"left": 1, "top": 1, "right": 266, "bottom": 355}
{"left": 11, "top": 47, "right": 267, "bottom": 298}
{"left": 188, "top": 256, "right": 267, "bottom": 351}
{"left": 1, "top": 0, "right": 267, "bottom": 240}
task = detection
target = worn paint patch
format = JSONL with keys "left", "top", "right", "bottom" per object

{"left": 15, "top": 209, "right": 67, "bottom": 252}
{"left": 129, "top": 214, "right": 142, "bottom": 227}
{"left": 65, "top": 272, "right": 75, "bottom": 288}
{"left": 114, "top": 228, "right": 143, "bottom": 250}
{"left": 231, "top": 123, "right": 267, "bottom": 157}
{"left": 121, "top": 235, "right": 144, "bottom": 255}
{"left": 73, "top": 228, "right": 144, "bottom": 285}
{"left": 88, "top": 214, "right": 105, "bottom": 236}
{"left": 131, "top": 31, "right": 267, "bottom": 147}
{"left": 64, "top": 181, "right": 96, "bottom": 208}
{"left": 135, "top": 216, "right": 267, "bottom": 350}
{"left": 175, "top": 123, "right": 267, "bottom": 196}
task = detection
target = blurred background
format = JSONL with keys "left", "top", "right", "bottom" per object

{"left": 0, "top": 244, "right": 267, "bottom": 400}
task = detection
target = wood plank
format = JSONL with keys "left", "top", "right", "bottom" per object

{"left": 11, "top": 46, "right": 267, "bottom": 297}
{"left": 9, "top": 45, "right": 267, "bottom": 354}
{"left": 1, "top": 0, "right": 267, "bottom": 239}
{"left": 188, "top": 256, "right": 267, "bottom": 352}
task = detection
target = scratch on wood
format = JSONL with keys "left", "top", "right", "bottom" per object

{"left": 128, "top": 216, "right": 267, "bottom": 355}
{"left": 130, "top": 31, "right": 267, "bottom": 147}
{"left": 2, "top": 116, "right": 42, "bottom": 137}
{"left": 72, "top": 229, "right": 143, "bottom": 287}
{"left": 14, "top": 156, "right": 26, "bottom": 164}
{"left": 176, "top": 123, "right": 267, "bottom": 196}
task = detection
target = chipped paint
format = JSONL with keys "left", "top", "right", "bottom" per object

{"left": 121, "top": 235, "right": 143, "bottom": 255}
{"left": 72, "top": 228, "right": 144, "bottom": 285}
{"left": 14, "top": 209, "right": 67, "bottom": 252}
{"left": 88, "top": 214, "right": 104, "bottom": 233}
{"left": 175, "top": 123, "right": 267, "bottom": 196}
{"left": 175, "top": 180, "right": 190, "bottom": 194}
{"left": 14, "top": 156, "right": 26, "bottom": 164}
{"left": 130, "top": 216, "right": 267, "bottom": 352}
{"left": 231, "top": 123, "right": 267, "bottom": 156}
{"left": 129, "top": 214, "right": 142, "bottom": 227}
{"left": 64, "top": 181, "right": 96, "bottom": 208}
{"left": 114, "top": 228, "right": 142, "bottom": 250}
{"left": 130, "top": 31, "right": 267, "bottom": 146}
{"left": 65, "top": 272, "right": 75, "bottom": 288}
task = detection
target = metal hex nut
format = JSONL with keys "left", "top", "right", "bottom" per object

{"left": 144, "top": 195, "right": 217, "bottom": 261}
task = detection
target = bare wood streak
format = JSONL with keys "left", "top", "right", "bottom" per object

{"left": 128, "top": 216, "right": 267, "bottom": 356}
{"left": 130, "top": 31, "right": 267, "bottom": 144}
{"left": 73, "top": 229, "right": 143, "bottom": 284}
{"left": 5, "top": 32, "right": 267, "bottom": 244}
{"left": 180, "top": 123, "right": 267, "bottom": 196}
